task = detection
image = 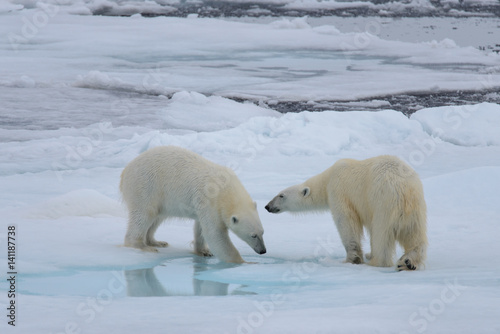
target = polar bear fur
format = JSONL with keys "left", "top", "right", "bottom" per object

{"left": 120, "top": 146, "right": 266, "bottom": 264}
{"left": 265, "top": 155, "right": 427, "bottom": 271}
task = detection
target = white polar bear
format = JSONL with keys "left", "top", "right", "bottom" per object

{"left": 120, "top": 146, "right": 266, "bottom": 264}
{"left": 265, "top": 155, "right": 427, "bottom": 271}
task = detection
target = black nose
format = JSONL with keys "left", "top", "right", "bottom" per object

{"left": 259, "top": 249, "right": 267, "bottom": 255}
{"left": 265, "top": 205, "right": 270, "bottom": 212}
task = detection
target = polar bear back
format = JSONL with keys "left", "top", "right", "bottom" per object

{"left": 120, "top": 146, "right": 243, "bottom": 219}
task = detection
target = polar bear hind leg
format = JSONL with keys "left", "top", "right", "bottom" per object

{"left": 367, "top": 227, "right": 396, "bottom": 267}
{"left": 367, "top": 210, "right": 397, "bottom": 267}
{"left": 124, "top": 210, "right": 161, "bottom": 252}
{"left": 194, "top": 220, "right": 213, "bottom": 257}
{"left": 145, "top": 217, "right": 169, "bottom": 248}
{"left": 396, "top": 213, "right": 427, "bottom": 271}
{"left": 331, "top": 208, "right": 364, "bottom": 264}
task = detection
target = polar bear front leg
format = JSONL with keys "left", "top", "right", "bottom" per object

{"left": 200, "top": 219, "right": 245, "bottom": 264}
{"left": 194, "top": 220, "right": 213, "bottom": 257}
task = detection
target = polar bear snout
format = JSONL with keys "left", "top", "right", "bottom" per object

{"left": 265, "top": 191, "right": 293, "bottom": 213}
{"left": 254, "top": 243, "right": 267, "bottom": 255}
{"left": 265, "top": 203, "right": 280, "bottom": 213}
{"left": 249, "top": 235, "right": 266, "bottom": 255}
{"left": 240, "top": 233, "right": 266, "bottom": 258}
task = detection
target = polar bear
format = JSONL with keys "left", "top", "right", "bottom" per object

{"left": 120, "top": 146, "right": 266, "bottom": 264}
{"left": 265, "top": 155, "right": 427, "bottom": 271}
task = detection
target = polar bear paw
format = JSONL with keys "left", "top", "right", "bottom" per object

{"left": 148, "top": 240, "right": 169, "bottom": 248}
{"left": 345, "top": 242, "right": 364, "bottom": 264}
{"left": 141, "top": 246, "right": 159, "bottom": 253}
{"left": 397, "top": 258, "right": 416, "bottom": 271}
{"left": 196, "top": 248, "right": 214, "bottom": 257}
{"left": 345, "top": 252, "right": 364, "bottom": 264}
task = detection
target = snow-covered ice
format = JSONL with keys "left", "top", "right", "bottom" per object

{"left": 2, "top": 100, "right": 500, "bottom": 333}
{"left": 1, "top": 3, "right": 500, "bottom": 334}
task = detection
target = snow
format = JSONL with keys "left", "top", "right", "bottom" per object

{"left": 411, "top": 103, "right": 500, "bottom": 146}
{"left": 1, "top": 3, "right": 500, "bottom": 334}
{"left": 163, "top": 91, "right": 280, "bottom": 132}
{"left": 27, "top": 189, "right": 126, "bottom": 219}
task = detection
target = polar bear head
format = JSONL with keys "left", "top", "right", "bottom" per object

{"left": 265, "top": 184, "right": 312, "bottom": 214}
{"left": 227, "top": 203, "right": 266, "bottom": 255}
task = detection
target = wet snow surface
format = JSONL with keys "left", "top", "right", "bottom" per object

{"left": 1, "top": 1, "right": 500, "bottom": 333}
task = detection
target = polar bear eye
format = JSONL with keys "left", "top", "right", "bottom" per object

{"left": 279, "top": 194, "right": 284, "bottom": 198}
{"left": 251, "top": 234, "right": 257, "bottom": 238}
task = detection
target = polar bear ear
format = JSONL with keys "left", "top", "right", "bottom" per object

{"left": 253, "top": 201, "right": 257, "bottom": 209}
{"left": 231, "top": 216, "right": 239, "bottom": 224}
{"left": 302, "top": 187, "right": 310, "bottom": 197}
